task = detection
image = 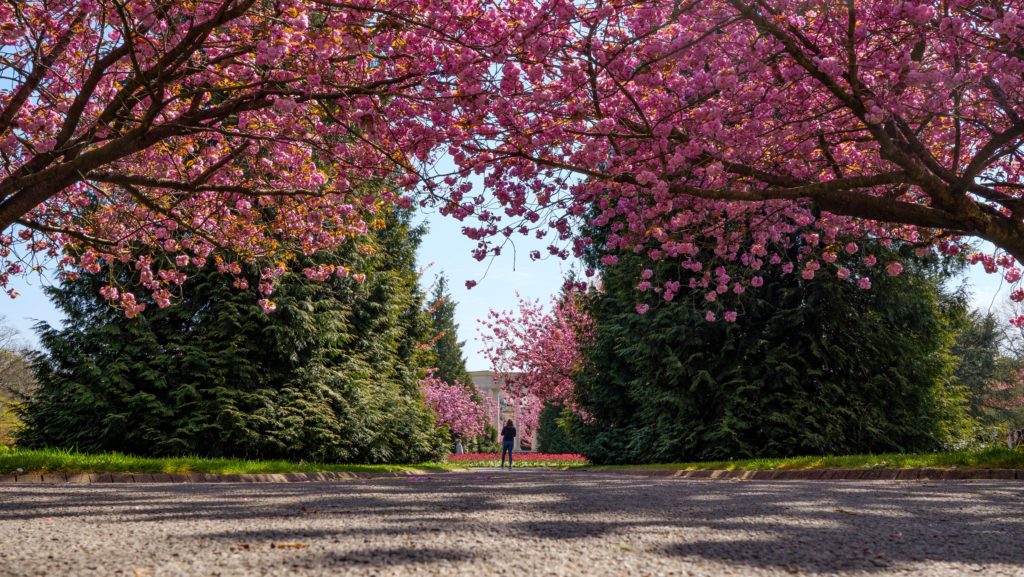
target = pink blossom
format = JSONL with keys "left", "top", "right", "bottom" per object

{"left": 420, "top": 376, "right": 494, "bottom": 438}
{"left": 704, "top": 310, "right": 716, "bottom": 322}
{"left": 723, "top": 310, "right": 737, "bottom": 322}
{"left": 885, "top": 262, "right": 904, "bottom": 276}
{"left": 479, "top": 291, "right": 594, "bottom": 436}
{"left": 858, "top": 277, "right": 872, "bottom": 290}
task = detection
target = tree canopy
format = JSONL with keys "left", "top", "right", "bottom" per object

{"left": 4, "top": 2, "right": 1024, "bottom": 315}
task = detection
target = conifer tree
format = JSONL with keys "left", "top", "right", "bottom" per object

{"left": 17, "top": 210, "right": 446, "bottom": 463}
{"left": 574, "top": 241, "right": 974, "bottom": 464}
{"left": 425, "top": 274, "right": 473, "bottom": 388}
{"left": 423, "top": 273, "right": 498, "bottom": 451}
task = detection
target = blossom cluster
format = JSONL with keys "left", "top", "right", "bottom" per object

{"left": 420, "top": 376, "right": 496, "bottom": 439}
{"left": 479, "top": 290, "right": 594, "bottom": 434}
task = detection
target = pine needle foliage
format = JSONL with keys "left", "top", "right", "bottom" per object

{"left": 575, "top": 245, "right": 974, "bottom": 465}
{"left": 424, "top": 273, "right": 473, "bottom": 387}
{"left": 17, "top": 210, "right": 446, "bottom": 463}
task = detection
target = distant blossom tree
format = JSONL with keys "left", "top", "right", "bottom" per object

{"left": 479, "top": 290, "right": 593, "bottom": 435}
{"left": 420, "top": 375, "right": 496, "bottom": 439}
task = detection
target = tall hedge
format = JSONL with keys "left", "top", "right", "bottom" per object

{"left": 574, "top": 246, "right": 974, "bottom": 464}
{"left": 17, "top": 210, "right": 446, "bottom": 463}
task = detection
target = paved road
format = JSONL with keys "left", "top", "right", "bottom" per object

{"left": 1, "top": 471, "right": 1022, "bottom": 576}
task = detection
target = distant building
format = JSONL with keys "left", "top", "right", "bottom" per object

{"left": 469, "top": 370, "right": 535, "bottom": 451}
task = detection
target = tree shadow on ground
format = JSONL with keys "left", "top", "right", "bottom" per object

{"left": 1, "top": 472, "right": 1022, "bottom": 573}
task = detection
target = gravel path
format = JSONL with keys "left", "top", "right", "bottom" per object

{"left": 1, "top": 471, "right": 1022, "bottom": 576}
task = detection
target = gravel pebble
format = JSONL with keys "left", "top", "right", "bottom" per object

{"left": 0, "top": 471, "right": 1022, "bottom": 576}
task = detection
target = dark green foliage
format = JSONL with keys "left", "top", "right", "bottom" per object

{"left": 17, "top": 211, "right": 446, "bottom": 463}
{"left": 467, "top": 423, "right": 500, "bottom": 453}
{"left": 536, "top": 402, "right": 579, "bottom": 454}
{"left": 425, "top": 273, "right": 473, "bottom": 387}
{"left": 574, "top": 246, "right": 973, "bottom": 465}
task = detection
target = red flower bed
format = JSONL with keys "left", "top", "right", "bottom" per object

{"left": 446, "top": 453, "right": 589, "bottom": 467}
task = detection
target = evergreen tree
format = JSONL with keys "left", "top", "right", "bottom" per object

{"left": 423, "top": 273, "right": 499, "bottom": 452}
{"left": 574, "top": 243, "right": 974, "bottom": 464}
{"left": 17, "top": 210, "right": 446, "bottom": 463}
{"left": 535, "top": 402, "right": 579, "bottom": 454}
{"left": 952, "top": 310, "right": 1024, "bottom": 434}
{"left": 425, "top": 273, "right": 473, "bottom": 387}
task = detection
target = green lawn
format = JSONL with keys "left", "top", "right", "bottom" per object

{"left": 0, "top": 447, "right": 455, "bottom": 475}
{"left": 593, "top": 446, "right": 1024, "bottom": 471}
{"left": 4, "top": 445, "right": 1022, "bottom": 476}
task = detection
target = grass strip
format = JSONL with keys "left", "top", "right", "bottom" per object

{"left": 591, "top": 446, "right": 1024, "bottom": 471}
{"left": 0, "top": 447, "right": 455, "bottom": 475}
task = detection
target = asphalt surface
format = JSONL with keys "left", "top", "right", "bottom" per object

{"left": 0, "top": 470, "right": 1022, "bottom": 576}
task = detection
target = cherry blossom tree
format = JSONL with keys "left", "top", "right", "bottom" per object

{"left": 10, "top": 1, "right": 1024, "bottom": 321}
{"left": 433, "top": 1, "right": 1024, "bottom": 319}
{"left": 479, "top": 289, "right": 593, "bottom": 435}
{"left": 420, "top": 375, "right": 496, "bottom": 439}
{"left": 0, "top": 0, "right": 518, "bottom": 312}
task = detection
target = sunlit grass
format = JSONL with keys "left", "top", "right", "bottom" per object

{"left": 0, "top": 446, "right": 455, "bottom": 475}
{"left": 4, "top": 445, "right": 1021, "bottom": 475}
{"left": 593, "top": 446, "right": 1024, "bottom": 471}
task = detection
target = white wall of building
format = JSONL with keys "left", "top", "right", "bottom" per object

{"left": 469, "top": 370, "right": 535, "bottom": 451}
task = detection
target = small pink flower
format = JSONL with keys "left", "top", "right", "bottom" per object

{"left": 845, "top": 242, "right": 858, "bottom": 254}
{"left": 837, "top": 267, "right": 850, "bottom": 280}
{"left": 751, "top": 276, "right": 764, "bottom": 287}
{"left": 641, "top": 268, "right": 654, "bottom": 279}
{"left": 723, "top": 311, "right": 737, "bottom": 322}
{"left": 635, "top": 303, "right": 650, "bottom": 314}
{"left": 858, "top": 277, "right": 872, "bottom": 290}
{"left": 705, "top": 291, "right": 717, "bottom": 302}
{"left": 863, "top": 255, "right": 877, "bottom": 267}
{"left": 258, "top": 299, "right": 277, "bottom": 313}
{"left": 705, "top": 310, "right": 716, "bottom": 322}
{"left": 885, "top": 262, "right": 904, "bottom": 276}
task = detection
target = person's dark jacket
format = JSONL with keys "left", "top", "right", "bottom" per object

{"left": 501, "top": 425, "right": 517, "bottom": 443}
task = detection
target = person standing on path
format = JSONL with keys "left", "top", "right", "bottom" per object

{"left": 500, "top": 420, "right": 516, "bottom": 468}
